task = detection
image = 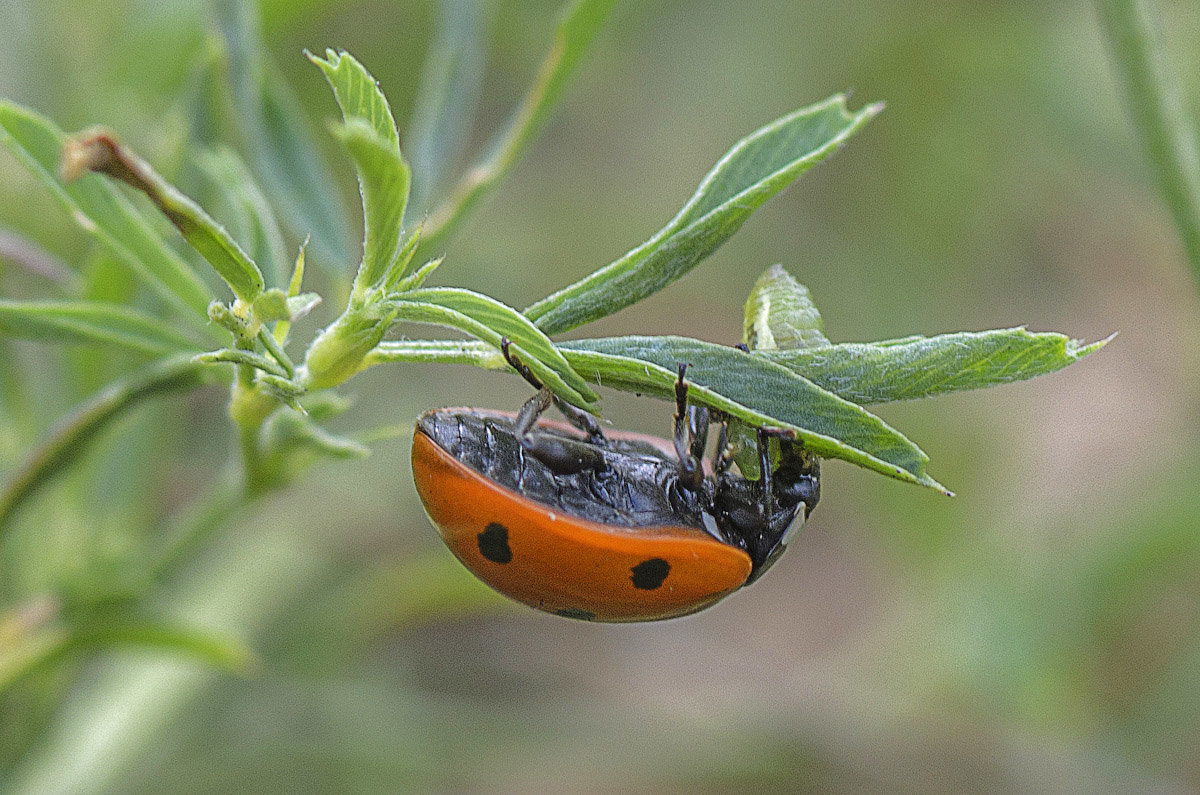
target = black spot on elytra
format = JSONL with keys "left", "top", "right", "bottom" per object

{"left": 555, "top": 608, "right": 596, "bottom": 621}
{"left": 631, "top": 558, "right": 670, "bottom": 590}
{"left": 477, "top": 523, "right": 512, "bottom": 564}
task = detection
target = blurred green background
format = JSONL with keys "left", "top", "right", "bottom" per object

{"left": 3, "top": 0, "right": 1200, "bottom": 790}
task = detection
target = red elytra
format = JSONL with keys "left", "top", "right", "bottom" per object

{"left": 411, "top": 406, "right": 816, "bottom": 622}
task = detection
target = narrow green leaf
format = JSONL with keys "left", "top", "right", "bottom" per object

{"left": 193, "top": 348, "right": 289, "bottom": 378}
{"left": 760, "top": 328, "right": 1113, "bottom": 404}
{"left": 310, "top": 49, "right": 411, "bottom": 292}
{"left": 418, "top": 0, "right": 618, "bottom": 258}
{"left": 214, "top": 0, "right": 352, "bottom": 267}
{"left": 331, "top": 119, "right": 411, "bottom": 290}
{"left": 0, "top": 300, "right": 203, "bottom": 355}
{"left": 0, "top": 355, "right": 221, "bottom": 534}
{"left": 383, "top": 225, "right": 423, "bottom": 291}
{"left": 743, "top": 264, "right": 829, "bottom": 350}
{"left": 525, "top": 96, "right": 882, "bottom": 335}
{"left": 0, "top": 102, "right": 212, "bottom": 318}
{"left": 388, "top": 250, "right": 440, "bottom": 294}
{"left": 0, "top": 620, "right": 254, "bottom": 694}
{"left": 263, "top": 411, "right": 371, "bottom": 462}
{"left": 0, "top": 225, "right": 74, "bottom": 285}
{"left": 62, "top": 131, "right": 265, "bottom": 302}
{"left": 73, "top": 622, "right": 256, "bottom": 676}
{"left": 273, "top": 242, "right": 310, "bottom": 345}
{"left": 367, "top": 338, "right": 504, "bottom": 370}
{"left": 309, "top": 48, "right": 400, "bottom": 152}
{"left": 392, "top": 298, "right": 593, "bottom": 409}
{"left": 1097, "top": 0, "right": 1200, "bottom": 282}
{"left": 406, "top": 0, "right": 488, "bottom": 214}
{"left": 560, "top": 335, "right": 946, "bottom": 490}
{"left": 401, "top": 287, "right": 598, "bottom": 403}
{"left": 195, "top": 145, "right": 289, "bottom": 289}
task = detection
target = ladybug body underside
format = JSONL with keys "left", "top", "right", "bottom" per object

{"left": 417, "top": 409, "right": 713, "bottom": 532}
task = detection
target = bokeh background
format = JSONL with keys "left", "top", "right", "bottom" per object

{"left": 3, "top": 0, "right": 1200, "bottom": 790}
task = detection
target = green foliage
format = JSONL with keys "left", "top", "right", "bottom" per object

{"left": 761, "top": 328, "right": 1111, "bottom": 405}
{"left": 59, "top": 132, "right": 265, "bottom": 304}
{"left": 561, "top": 335, "right": 943, "bottom": 489}
{"left": 310, "top": 49, "right": 412, "bottom": 293}
{"left": 743, "top": 264, "right": 830, "bottom": 350}
{"left": 210, "top": 0, "right": 352, "bottom": 267}
{"left": 0, "top": 103, "right": 213, "bottom": 319}
{"left": 394, "top": 287, "right": 599, "bottom": 406}
{"left": 195, "top": 146, "right": 289, "bottom": 289}
{"left": 0, "top": 300, "right": 202, "bottom": 355}
{"left": 525, "top": 96, "right": 882, "bottom": 335}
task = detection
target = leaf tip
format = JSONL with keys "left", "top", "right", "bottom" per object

{"left": 1075, "top": 331, "right": 1117, "bottom": 357}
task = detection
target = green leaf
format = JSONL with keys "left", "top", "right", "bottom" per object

{"left": 193, "top": 348, "right": 289, "bottom": 378}
{"left": 525, "top": 96, "right": 883, "bottom": 335}
{"left": 310, "top": 49, "right": 411, "bottom": 292}
{"left": 743, "top": 264, "right": 829, "bottom": 350}
{"left": 390, "top": 302, "right": 595, "bottom": 409}
{"left": 382, "top": 226, "right": 424, "bottom": 291}
{"left": 399, "top": 287, "right": 598, "bottom": 404}
{"left": 0, "top": 300, "right": 203, "bottom": 355}
{"left": 61, "top": 131, "right": 265, "bottom": 303}
{"left": 77, "top": 622, "right": 256, "bottom": 676}
{"left": 333, "top": 119, "right": 412, "bottom": 291}
{"left": 263, "top": 411, "right": 371, "bottom": 464}
{"left": 1097, "top": 0, "right": 1200, "bottom": 282}
{"left": 213, "top": 0, "right": 352, "bottom": 267}
{"left": 406, "top": 0, "right": 488, "bottom": 214}
{"left": 0, "top": 355, "right": 220, "bottom": 534}
{"left": 367, "top": 338, "right": 504, "bottom": 370}
{"left": 309, "top": 48, "right": 400, "bottom": 155}
{"left": 760, "top": 328, "right": 1114, "bottom": 404}
{"left": 417, "top": 0, "right": 618, "bottom": 259}
{"left": 195, "top": 145, "right": 289, "bottom": 289}
{"left": 0, "top": 224, "right": 74, "bottom": 285}
{"left": 0, "top": 101, "right": 213, "bottom": 318}
{"left": 560, "top": 336, "right": 946, "bottom": 490}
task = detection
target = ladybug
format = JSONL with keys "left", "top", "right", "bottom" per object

{"left": 411, "top": 345, "right": 820, "bottom": 622}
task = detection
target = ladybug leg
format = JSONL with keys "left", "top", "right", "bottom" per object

{"left": 503, "top": 337, "right": 607, "bottom": 474}
{"left": 755, "top": 427, "right": 774, "bottom": 521}
{"left": 500, "top": 336, "right": 605, "bottom": 444}
{"left": 672, "top": 364, "right": 708, "bottom": 490}
{"left": 512, "top": 386, "right": 554, "bottom": 439}
{"left": 712, "top": 420, "right": 732, "bottom": 475}
{"left": 554, "top": 398, "right": 606, "bottom": 445}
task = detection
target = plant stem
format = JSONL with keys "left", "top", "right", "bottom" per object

{"left": 1097, "top": 0, "right": 1200, "bottom": 281}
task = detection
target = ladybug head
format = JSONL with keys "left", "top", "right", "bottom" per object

{"left": 710, "top": 442, "right": 820, "bottom": 585}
